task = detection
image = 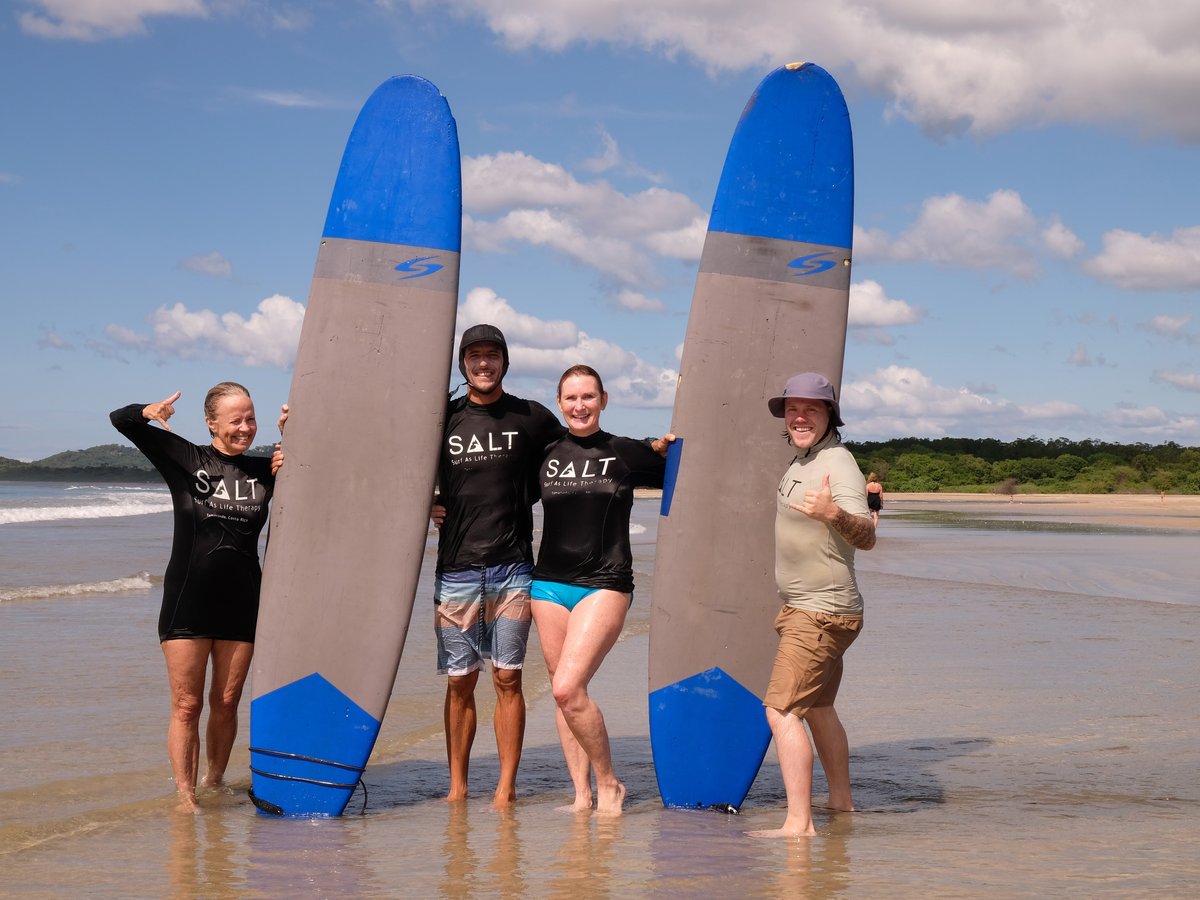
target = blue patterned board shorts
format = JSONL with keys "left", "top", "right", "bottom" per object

{"left": 434, "top": 562, "right": 533, "bottom": 676}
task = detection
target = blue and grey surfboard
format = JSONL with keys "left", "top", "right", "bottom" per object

{"left": 649, "top": 63, "right": 854, "bottom": 810}
{"left": 249, "top": 76, "right": 461, "bottom": 816}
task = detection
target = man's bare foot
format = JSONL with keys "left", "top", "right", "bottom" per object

{"left": 444, "top": 790, "right": 468, "bottom": 803}
{"left": 814, "top": 803, "right": 855, "bottom": 812}
{"left": 492, "top": 787, "right": 517, "bottom": 808}
{"left": 174, "top": 794, "right": 202, "bottom": 815}
{"left": 200, "top": 772, "right": 224, "bottom": 788}
{"left": 595, "top": 780, "right": 626, "bottom": 816}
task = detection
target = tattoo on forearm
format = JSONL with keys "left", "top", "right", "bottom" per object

{"left": 832, "top": 508, "right": 876, "bottom": 550}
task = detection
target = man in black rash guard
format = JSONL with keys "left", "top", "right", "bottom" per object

{"left": 110, "top": 384, "right": 278, "bottom": 812}
{"left": 432, "top": 323, "right": 564, "bottom": 806}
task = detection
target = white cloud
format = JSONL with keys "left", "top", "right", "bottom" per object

{"left": 580, "top": 126, "right": 663, "bottom": 183}
{"left": 614, "top": 290, "right": 668, "bottom": 313}
{"left": 454, "top": 287, "right": 677, "bottom": 407}
{"left": 179, "top": 251, "right": 232, "bottom": 278}
{"left": 18, "top": 0, "right": 207, "bottom": 40}
{"left": 1146, "top": 314, "right": 1191, "bottom": 337}
{"left": 841, "top": 364, "right": 1200, "bottom": 442}
{"left": 462, "top": 151, "right": 706, "bottom": 289}
{"left": 1143, "top": 313, "right": 1199, "bottom": 346}
{"left": 1085, "top": 227, "right": 1200, "bottom": 290}
{"left": 848, "top": 280, "right": 921, "bottom": 328}
{"left": 854, "top": 189, "right": 1040, "bottom": 276}
{"left": 1042, "top": 220, "right": 1084, "bottom": 259}
{"left": 38, "top": 328, "right": 71, "bottom": 350}
{"left": 1154, "top": 370, "right": 1200, "bottom": 393}
{"left": 418, "top": 1, "right": 1200, "bottom": 140}
{"left": 106, "top": 294, "right": 305, "bottom": 367}
{"left": 237, "top": 88, "right": 348, "bottom": 110}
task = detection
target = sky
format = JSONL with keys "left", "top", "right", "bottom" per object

{"left": 2, "top": 0, "right": 1199, "bottom": 460}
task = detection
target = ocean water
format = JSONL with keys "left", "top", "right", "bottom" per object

{"left": 1, "top": 482, "right": 1198, "bottom": 897}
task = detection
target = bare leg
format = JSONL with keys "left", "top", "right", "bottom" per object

{"left": 542, "top": 591, "right": 629, "bottom": 816}
{"left": 746, "top": 707, "right": 816, "bottom": 837}
{"left": 533, "top": 600, "right": 592, "bottom": 811}
{"left": 491, "top": 666, "right": 525, "bottom": 806}
{"left": 162, "top": 639, "right": 213, "bottom": 813}
{"left": 201, "top": 640, "right": 254, "bottom": 788}
{"left": 806, "top": 705, "right": 854, "bottom": 811}
{"left": 444, "top": 671, "right": 480, "bottom": 801}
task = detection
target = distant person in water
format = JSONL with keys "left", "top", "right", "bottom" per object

{"left": 746, "top": 373, "right": 875, "bottom": 839}
{"left": 110, "top": 384, "right": 283, "bottom": 813}
{"left": 866, "top": 472, "right": 883, "bottom": 527}
{"left": 530, "top": 364, "right": 674, "bottom": 815}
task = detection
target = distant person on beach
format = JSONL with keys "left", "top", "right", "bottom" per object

{"left": 429, "top": 325, "right": 565, "bottom": 806}
{"left": 746, "top": 372, "right": 876, "bottom": 839}
{"left": 866, "top": 472, "right": 883, "bottom": 527}
{"left": 110, "top": 384, "right": 282, "bottom": 813}
{"left": 529, "top": 364, "right": 674, "bottom": 815}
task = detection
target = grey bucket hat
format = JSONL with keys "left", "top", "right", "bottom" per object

{"left": 767, "top": 372, "right": 844, "bottom": 426}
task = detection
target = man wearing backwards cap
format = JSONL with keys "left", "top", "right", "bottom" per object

{"left": 431, "top": 324, "right": 564, "bottom": 806}
{"left": 747, "top": 372, "right": 876, "bottom": 839}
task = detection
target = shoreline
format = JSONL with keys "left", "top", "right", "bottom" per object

{"left": 632, "top": 488, "right": 1200, "bottom": 532}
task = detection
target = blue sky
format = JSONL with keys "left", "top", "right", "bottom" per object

{"left": 3, "top": 0, "right": 1198, "bottom": 460}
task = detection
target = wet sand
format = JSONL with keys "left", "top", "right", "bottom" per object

{"left": 3, "top": 491, "right": 1198, "bottom": 896}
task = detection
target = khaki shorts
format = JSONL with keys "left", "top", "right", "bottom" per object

{"left": 763, "top": 606, "right": 863, "bottom": 718}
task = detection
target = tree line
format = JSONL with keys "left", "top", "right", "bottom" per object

{"left": 845, "top": 436, "right": 1200, "bottom": 495}
{"left": 4, "top": 437, "right": 1199, "bottom": 494}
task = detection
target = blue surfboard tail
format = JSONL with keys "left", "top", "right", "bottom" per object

{"left": 323, "top": 75, "right": 462, "bottom": 252}
{"left": 649, "top": 667, "right": 773, "bottom": 810}
{"left": 249, "top": 673, "right": 380, "bottom": 817}
{"left": 707, "top": 63, "right": 852, "bottom": 248}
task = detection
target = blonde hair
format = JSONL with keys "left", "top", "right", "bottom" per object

{"left": 204, "top": 382, "right": 251, "bottom": 435}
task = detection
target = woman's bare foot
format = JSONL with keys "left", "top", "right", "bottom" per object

{"left": 556, "top": 790, "right": 593, "bottom": 813}
{"left": 745, "top": 816, "right": 815, "bottom": 838}
{"left": 594, "top": 780, "right": 626, "bottom": 816}
{"left": 174, "top": 793, "right": 202, "bottom": 815}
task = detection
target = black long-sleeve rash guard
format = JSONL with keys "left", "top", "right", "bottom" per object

{"left": 110, "top": 404, "right": 275, "bottom": 642}
{"left": 533, "top": 430, "right": 665, "bottom": 593}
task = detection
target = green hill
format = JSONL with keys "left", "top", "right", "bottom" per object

{"left": 0, "top": 443, "right": 277, "bottom": 482}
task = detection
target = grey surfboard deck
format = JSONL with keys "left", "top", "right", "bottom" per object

{"left": 649, "top": 63, "right": 854, "bottom": 810}
{"left": 249, "top": 76, "right": 461, "bottom": 816}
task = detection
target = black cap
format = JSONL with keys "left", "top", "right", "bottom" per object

{"left": 457, "top": 324, "right": 510, "bottom": 380}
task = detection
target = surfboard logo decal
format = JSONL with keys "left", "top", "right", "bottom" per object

{"left": 787, "top": 252, "right": 838, "bottom": 276}
{"left": 394, "top": 254, "right": 444, "bottom": 279}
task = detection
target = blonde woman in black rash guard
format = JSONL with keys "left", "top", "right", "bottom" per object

{"left": 111, "top": 383, "right": 281, "bottom": 813}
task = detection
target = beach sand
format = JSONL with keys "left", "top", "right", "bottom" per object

{"left": 889, "top": 491, "right": 1200, "bottom": 532}
{"left": 3, "top": 490, "right": 1198, "bottom": 896}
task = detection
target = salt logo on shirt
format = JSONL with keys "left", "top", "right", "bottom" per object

{"left": 544, "top": 456, "right": 617, "bottom": 480}
{"left": 447, "top": 431, "right": 519, "bottom": 457}
{"left": 194, "top": 469, "right": 262, "bottom": 501}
